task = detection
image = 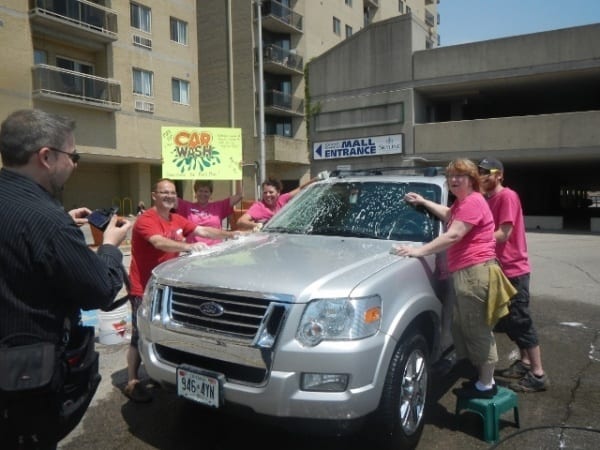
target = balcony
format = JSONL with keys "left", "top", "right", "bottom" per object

{"left": 263, "top": 89, "right": 304, "bottom": 117}
{"left": 261, "top": 45, "right": 304, "bottom": 75}
{"left": 32, "top": 64, "right": 121, "bottom": 111}
{"left": 425, "top": 10, "right": 435, "bottom": 27}
{"left": 260, "top": 0, "right": 303, "bottom": 34}
{"left": 29, "top": 0, "right": 118, "bottom": 49}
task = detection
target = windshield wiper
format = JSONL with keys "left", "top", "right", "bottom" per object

{"left": 314, "top": 227, "right": 376, "bottom": 239}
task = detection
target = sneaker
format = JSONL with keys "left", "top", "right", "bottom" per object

{"left": 452, "top": 384, "right": 497, "bottom": 399}
{"left": 124, "top": 381, "right": 153, "bottom": 403}
{"left": 495, "top": 360, "right": 530, "bottom": 379}
{"left": 509, "top": 371, "right": 549, "bottom": 393}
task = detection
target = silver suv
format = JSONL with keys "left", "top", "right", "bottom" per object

{"left": 137, "top": 168, "right": 453, "bottom": 449}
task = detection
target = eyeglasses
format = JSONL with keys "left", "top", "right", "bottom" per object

{"left": 48, "top": 147, "right": 80, "bottom": 164}
{"left": 154, "top": 191, "right": 177, "bottom": 196}
{"left": 478, "top": 168, "right": 499, "bottom": 176}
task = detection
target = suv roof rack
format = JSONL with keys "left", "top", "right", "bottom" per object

{"left": 330, "top": 166, "right": 444, "bottom": 178}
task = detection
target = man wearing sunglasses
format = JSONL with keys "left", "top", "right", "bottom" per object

{"left": 0, "top": 109, "right": 132, "bottom": 448}
{"left": 478, "top": 157, "right": 549, "bottom": 393}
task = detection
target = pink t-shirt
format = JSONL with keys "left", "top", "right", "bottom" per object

{"left": 129, "top": 209, "right": 197, "bottom": 295}
{"left": 246, "top": 192, "right": 292, "bottom": 224}
{"left": 446, "top": 192, "right": 496, "bottom": 273}
{"left": 176, "top": 197, "right": 233, "bottom": 245}
{"left": 486, "top": 187, "right": 530, "bottom": 278}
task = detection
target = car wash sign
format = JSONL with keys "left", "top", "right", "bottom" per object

{"left": 313, "top": 134, "right": 403, "bottom": 160}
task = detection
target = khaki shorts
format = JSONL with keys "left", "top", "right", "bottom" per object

{"left": 450, "top": 261, "right": 498, "bottom": 366}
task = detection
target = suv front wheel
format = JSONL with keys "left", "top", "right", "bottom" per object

{"left": 374, "top": 332, "right": 430, "bottom": 449}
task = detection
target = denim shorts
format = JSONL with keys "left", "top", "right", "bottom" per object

{"left": 451, "top": 261, "right": 498, "bottom": 366}
{"left": 493, "top": 273, "right": 539, "bottom": 349}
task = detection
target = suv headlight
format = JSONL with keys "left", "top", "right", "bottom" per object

{"left": 296, "top": 295, "right": 381, "bottom": 347}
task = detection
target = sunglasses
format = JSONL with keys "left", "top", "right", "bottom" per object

{"left": 48, "top": 147, "right": 81, "bottom": 163}
{"left": 478, "top": 168, "right": 498, "bottom": 176}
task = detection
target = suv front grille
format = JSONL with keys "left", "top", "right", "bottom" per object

{"left": 168, "top": 287, "right": 285, "bottom": 343}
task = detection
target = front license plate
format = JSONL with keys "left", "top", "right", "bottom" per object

{"left": 176, "top": 365, "right": 224, "bottom": 408}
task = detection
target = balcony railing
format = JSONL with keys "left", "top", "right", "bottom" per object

{"left": 260, "top": 0, "right": 303, "bottom": 34}
{"left": 425, "top": 10, "right": 435, "bottom": 27}
{"left": 29, "top": 0, "right": 118, "bottom": 43}
{"left": 32, "top": 64, "right": 121, "bottom": 111}
{"left": 263, "top": 89, "right": 304, "bottom": 117}
{"left": 261, "top": 45, "right": 303, "bottom": 74}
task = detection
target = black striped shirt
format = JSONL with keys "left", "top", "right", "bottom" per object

{"left": 0, "top": 168, "right": 126, "bottom": 345}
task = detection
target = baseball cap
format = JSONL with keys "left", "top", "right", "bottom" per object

{"left": 478, "top": 157, "right": 503, "bottom": 172}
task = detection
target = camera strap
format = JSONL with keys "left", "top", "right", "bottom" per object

{"left": 100, "top": 264, "right": 131, "bottom": 312}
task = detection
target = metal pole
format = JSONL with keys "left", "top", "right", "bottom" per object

{"left": 227, "top": 0, "right": 237, "bottom": 198}
{"left": 256, "top": 0, "right": 266, "bottom": 188}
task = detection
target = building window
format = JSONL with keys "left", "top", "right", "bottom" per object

{"left": 398, "top": 1, "right": 404, "bottom": 13}
{"left": 170, "top": 17, "right": 187, "bottom": 44}
{"left": 406, "top": 6, "right": 411, "bottom": 14}
{"left": 345, "top": 25, "right": 353, "bottom": 38}
{"left": 172, "top": 78, "right": 190, "bottom": 104}
{"left": 345, "top": 0, "right": 353, "bottom": 6}
{"left": 333, "top": 17, "right": 341, "bottom": 35}
{"left": 130, "top": 2, "right": 151, "bottom": 33}
{"left": 266, "top": 115, "right": 292, "bottom": 137}
{"left": 133, "top": 68, "right": 153, "bottom": 96}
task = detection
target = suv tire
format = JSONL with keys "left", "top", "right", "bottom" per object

{"left": 374, "top": 332, "right": 430, "bottom": 449}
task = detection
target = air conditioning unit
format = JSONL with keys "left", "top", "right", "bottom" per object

{"left": 132, "top": 35, "right": 152, "bottom": 49}
{"left": 134, "top": 100, "right": 154, "bottom": 113}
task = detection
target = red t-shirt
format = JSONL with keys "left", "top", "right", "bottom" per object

{"left": 446, "top": 192, "right": 496, "bottom": 273}
{"left": 129, "top": 208, "right": 197, "bottom": 295}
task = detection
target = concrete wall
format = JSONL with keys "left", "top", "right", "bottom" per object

{"left": 413, "top": 23, "right": 600, "bottom": 81}
{"left": 413, "top": 110, "right": 600, "bottom": 161}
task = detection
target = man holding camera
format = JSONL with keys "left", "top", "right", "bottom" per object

{"left": 0, "top": 109, "right": 131, "bottom": 449}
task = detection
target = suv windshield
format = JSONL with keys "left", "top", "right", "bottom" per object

{"left": 265, "top": 181, "right": 441, "bottom": 242}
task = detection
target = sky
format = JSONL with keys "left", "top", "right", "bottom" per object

{"left": 437, "top": 0, "right": 600, "bottom": 46}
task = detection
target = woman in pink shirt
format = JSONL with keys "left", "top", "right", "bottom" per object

{"left": 176, "top": 179, "right": 242, "bottom": 245}
{"left": 391, "top": 158, "right": 505, "bottom": 400}
{"left": 236, "top": 176, "right": 318, "bottom": 230}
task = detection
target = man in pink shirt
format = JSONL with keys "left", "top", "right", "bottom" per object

{"left": 479, "top": 157, "right": 549, "bottom": 392}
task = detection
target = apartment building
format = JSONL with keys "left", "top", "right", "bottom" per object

{"left": 0, "top": 0, "right": 437, "bottom": 210}
{"left": 0, "top": 0, "right": 199, "bottom": 214}
{"left": 308, "top": 16, "right": 600, "bottom": 231}
{"left": 196, "top": 0, "right": 438, "bottom": 194}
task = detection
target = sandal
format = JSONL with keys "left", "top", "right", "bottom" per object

{"left": 123, "top": 381, "right": 153, "bottom": 403}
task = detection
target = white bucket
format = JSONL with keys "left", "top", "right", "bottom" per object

{"left": 98, "top": 303, "right": 131, "bottom": 345}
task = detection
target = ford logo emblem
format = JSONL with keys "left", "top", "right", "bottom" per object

{"left": 199, "top": 302, "right": 224, "bottom": 317}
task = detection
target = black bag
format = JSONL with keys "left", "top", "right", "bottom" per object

{"left": 0, "top": 326, "right": 100, "bottom": 446}
{"left": 0, "top": 341, "right": 64, "bottom": 394}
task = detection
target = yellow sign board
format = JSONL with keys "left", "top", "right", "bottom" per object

{"left": 161, "top": 127, "right": 242, "bottom": 180}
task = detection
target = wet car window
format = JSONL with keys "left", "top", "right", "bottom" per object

{"left": 265, "top": 181, "right": 441, "bottom": 242}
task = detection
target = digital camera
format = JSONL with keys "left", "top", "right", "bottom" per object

{"left": 88, "top": 206, "right": 119, "bottom": 231}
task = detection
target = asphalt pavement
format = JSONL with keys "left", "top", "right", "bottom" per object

{"left": 59, "top": 231, "right": 600, "bottom": 450}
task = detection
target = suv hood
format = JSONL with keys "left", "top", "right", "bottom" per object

{"left": 152, "top": 233, "right": 407, "bottom": 301}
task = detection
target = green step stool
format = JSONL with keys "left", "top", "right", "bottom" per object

{"left": 455, "top": 385, "right": 520, "bottom": 443}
